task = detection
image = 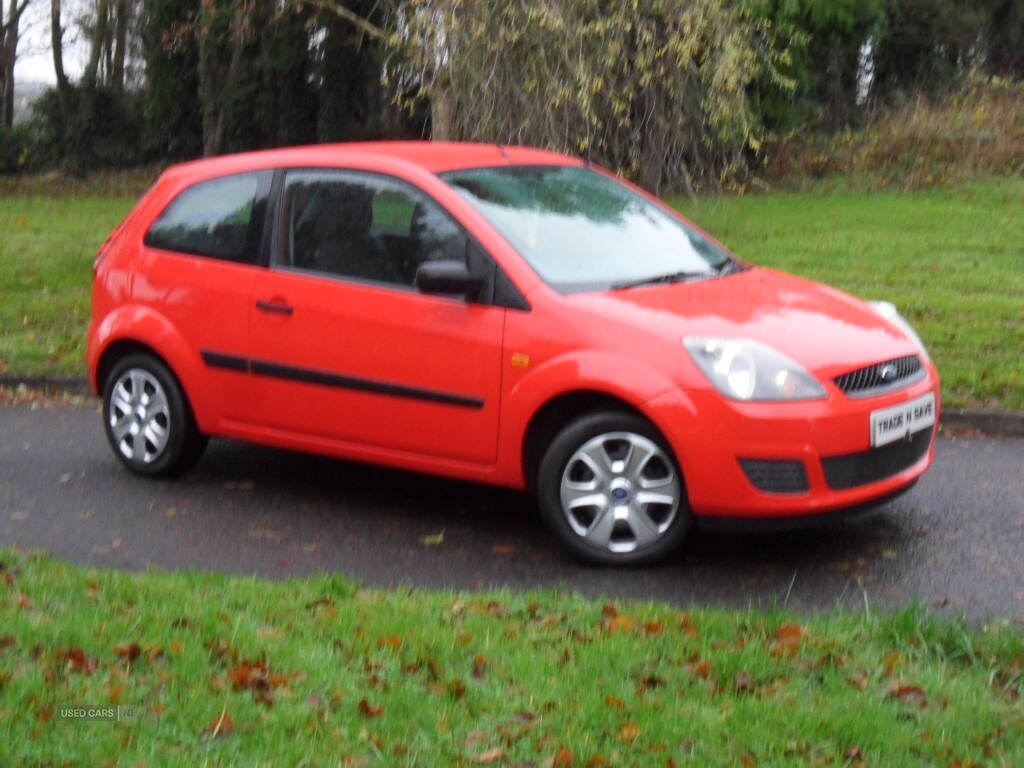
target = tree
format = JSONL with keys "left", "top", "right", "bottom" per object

{"left": 140, "top": 0, "right": 202, "bottom": 157}
{"left": 984, "top": 0, "right": 1024, "bottom": 79}
{"left": 50, "top": 0, "right": 71, "bottom": 118}
{"left": 870, "top": 0, "right": 988, "bottom": 101}
{"left": 312, "top": 0, "right": 392, "bottom": 142}
{"left": 398, "top": 0, "right": 786, "bottom": 193}
{"left": 196, "top": 0, "right": 248, "bottom": 155}
{"left": 1, "top": 0, "right": 31, "bottom": 127}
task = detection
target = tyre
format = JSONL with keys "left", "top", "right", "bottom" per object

{"left": 102, "top": 353, "right": 208, "bottom": 477}
{"left": 536, "top": 410, "right": 692, "bottom": 565}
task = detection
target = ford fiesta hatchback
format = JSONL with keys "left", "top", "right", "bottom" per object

{"left": 87, "top": 142, "right": 939, "bottom": 564}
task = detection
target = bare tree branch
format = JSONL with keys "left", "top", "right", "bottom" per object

{"left": 301, "top": 0, "right": 388, "bottom": 41}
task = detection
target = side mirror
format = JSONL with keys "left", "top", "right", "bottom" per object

{"left": 415, "top": 260, "right": 484, "bottom": 298}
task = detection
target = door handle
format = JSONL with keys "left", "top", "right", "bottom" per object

{"left": 255, "top": 299, "right": 294, "bottom": 316}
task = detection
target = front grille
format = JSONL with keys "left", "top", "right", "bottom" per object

{"left": 833, "top": 354, "right": 924, "bottom": 398}
{"left": 821, "top": 427, "right": 932, "bottom": 490}
{"left": 739, "top": 459, "right": 809, "bottom": 493}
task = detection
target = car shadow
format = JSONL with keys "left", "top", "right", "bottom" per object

{"left": 185, "top": 438, "right": 917, "bottom": 580}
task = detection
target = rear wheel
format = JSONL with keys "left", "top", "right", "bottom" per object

{"left": 536, "top": 411, "right": 692, "bottom": 565}
{"left": 102, "top": 353, "right": 207, "bottom": 477}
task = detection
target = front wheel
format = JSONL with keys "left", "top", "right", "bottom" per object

{"left": 102, "top": 353, "right": 207, "bottom": 477}
{"left": 536, "top": 411, "right": 692, "bottom": 565}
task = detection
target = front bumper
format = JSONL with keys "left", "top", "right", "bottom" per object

{"left": 645, "top": 367, "right": 939, "bottom": 519}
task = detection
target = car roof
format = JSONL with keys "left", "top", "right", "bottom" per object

{"left": 162, "top": 141, "right": 584, "bottom": 181}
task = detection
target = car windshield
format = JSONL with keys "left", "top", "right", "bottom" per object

{"left": 440, "top": 164, "right": 731, "bottom": 293}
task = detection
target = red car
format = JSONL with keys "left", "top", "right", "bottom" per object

{"left": 87, "top": 142, "right": 939, "bottom": 564}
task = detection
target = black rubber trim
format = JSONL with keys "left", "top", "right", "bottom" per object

{"left": 696, "top": 480, "right": 918, "bottom": 533}
{"left": 200, "top": 348, "right": 483, "bottom": 409}
{"left": 249, "top": 359, "right": 483, "bottom": 408}
{"left": 200, "top": 350, "right": 250, "bottom": 372}
{"left": 737, "top": 458, "right": 810, "bottom": 493}
{"left": 821, "top": 427, "right": 932, "bottom": 490}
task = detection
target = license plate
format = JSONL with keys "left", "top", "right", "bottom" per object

{"left": 870, "top": 392, "right": 936, "bottom": 447}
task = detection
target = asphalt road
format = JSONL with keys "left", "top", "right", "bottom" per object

{"left": 2, "top": 401, "right": 1022, "bottom": 622}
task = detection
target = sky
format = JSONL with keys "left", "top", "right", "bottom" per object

{"left": 13, "top": 1, "right": 86, "bottom": 85}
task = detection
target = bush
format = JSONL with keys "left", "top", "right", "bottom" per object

{"left": 769, "top": 77, "right": 1024, "bottom": 188}
{"left": 27, "top": 85, "right": 147, "bottom": 174}
{"left": 0, "top": 123, "right": 31, "bottom": 173}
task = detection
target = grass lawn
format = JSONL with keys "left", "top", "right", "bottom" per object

{"left": 674, "top": 177, "right": 1024, "bottom": 412}
{"left": 1, "top": 549, "right": 1022, "bottom": 766}
{"left": 0, "top": 176, "right": 1021, "bottom": 410}
{"left": 0, "top": 196, "right": 134, "bottom": 375}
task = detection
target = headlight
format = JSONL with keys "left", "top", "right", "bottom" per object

{"left": 683, "top": 337, "right": 826, "bottom": 401}
{"left": 867, "top": 301, "right": 930, "bottom": 362}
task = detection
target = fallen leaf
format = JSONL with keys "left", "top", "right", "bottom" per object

{"left": 882, "top": 651, "right": 902, "bottom": 676}
{"left": 585, "top": 757, "right": 608, "bottom": 768}
{"left": 465, "top": 730, "right": 489, "bottom": 747}
{"left": 553, "top": 746, "right": 575, "bottom": 767}
{"left": 229, "top": 661, "right": 264, "bottom": 690}
{"left": 844, "top": 745, "right": 864, "bottom": 761}
{"left": 472, "top": 654, "right": 487, "bottom": 679}
{"left": 108, "top": 682, "right": 125, "bottom": 704}
{"left": 491, "top": 544, "right": 516, "bottom": 555}
{"left": 886, "top": 682, "right": 927, "bottom": 707}
{"left": 607, "top": 615, "right": 637, "bottom": 634}
{"left": 56, "top": 647, "right": 97, "bottom": 675}
{"left": 203, "top": 711, "right": 233, "bottom": 736}
{"left": 637, "top": 673, "right": 664, "bottom": 691}
{"left": 618, "top": 721, "right": 639, "bottom": 742}
{"left": 677, "top": 612, "right": 698, "bottom": 637}
{"left": 846, "top": 672, "right": 870, "bottom": 690}
{"left": 773, "top": 624, "right": 806, "bottom": 642}
{"left": 740, "top": 753, "right": 756, "bottom": 768}
{"left": 115, "top": 643, "right": 141, "bottom": 662}
{"left": 358, "top": 698, "right": 383, "bottom": 717}
{"left": 643, "top": 620, "right": 663, "bottom": 635}
{"left": 771, "top": 624, "right": 807, "bottom": 657}
{"left": 604, "top": 695, "right": 625, "bottom": 710}
{"left": 474, "top": 747, "right": 503, "bottom": 764}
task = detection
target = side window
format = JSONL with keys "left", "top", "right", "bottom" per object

{"left": 281, "top": 169, "right": 469, "bottom": 289}
{"left": 145, "top": 172, "right": 268, "bottom": 263}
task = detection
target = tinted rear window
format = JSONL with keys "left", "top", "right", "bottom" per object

{"left": 144, "top": 172, "right": 268, "bottom": 263}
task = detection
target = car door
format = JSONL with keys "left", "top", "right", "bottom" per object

{"left": 249, "top": 168, "right": 506, "bottom": 464}
{"left": 140, "top": 170, "right": 271, "bottom": 423}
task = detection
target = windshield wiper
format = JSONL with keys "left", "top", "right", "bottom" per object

{"left": 611, "top": 270, "right": 716, "bottom": 291}
{"left": 713, "top": 257, "right": 744, "bottom": 276}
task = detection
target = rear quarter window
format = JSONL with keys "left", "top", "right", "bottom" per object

{"left": 144, "top": 172, "right": 269, "bottom": 263}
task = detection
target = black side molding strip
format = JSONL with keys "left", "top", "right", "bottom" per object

{"left": 201, "top": 350, "right": 250, "bottom": 372}
{"left": 200, "top": 349, "right": 484, "bottom": 409}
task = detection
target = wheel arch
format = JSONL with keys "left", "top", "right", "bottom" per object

{"left": 89, "top": 305, "right": 212, "bottom": 430}
{"left": 96, "top": 339, "right": 171, "bottom": 394}
{"left": 521, "top": 389, "right": 672, "bottom": 490}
